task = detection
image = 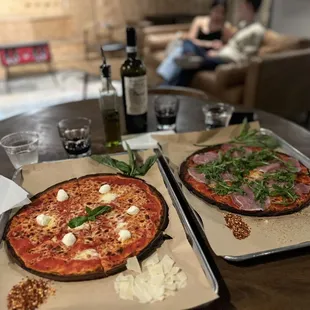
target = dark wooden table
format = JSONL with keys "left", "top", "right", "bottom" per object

{"left": 1, "top": 97, "right": 310, "bottom": 309}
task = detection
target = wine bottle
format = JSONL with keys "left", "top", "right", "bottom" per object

{"left": 121, "top": 27, "right": 148, "bottom": 134}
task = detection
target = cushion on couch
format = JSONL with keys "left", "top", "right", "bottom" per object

{"left": 145, "top": 33, "right": 180, "bottom": 51}
{"left": 259, "top": 35, "right": 308, "bottom": 56}
{"left": 215, "top": 63, "right": 248, "bottom": 88}
{"left": 144, "top": 50, "right": 165, "bottom": 67}
{"left": 191, "top": 71, "right": 244, "bottom": 105}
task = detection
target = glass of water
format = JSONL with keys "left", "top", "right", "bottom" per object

{"left": 0, "top": 131, "right": 39, "bottom": 169}
{"left": 154, "top": 95, "right": 179, "bottom": 131}
{"left": 58, "top": 117, "right": 91, "bottom": 158}
{"left": 202, "top": 102, "right": 234, "bottom": 130}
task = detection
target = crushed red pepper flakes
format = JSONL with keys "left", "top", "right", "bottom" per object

{"left": 7, "top": 278, "right": 55, "bottom": 310}
{"left": 225, "top": 214, "right": 251, "bottom": 240}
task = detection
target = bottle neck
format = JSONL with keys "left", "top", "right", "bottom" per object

{"left": 101, "top": 76, "right": 115, "bottom": 92}
{"left": 126, "top": 46, "right": 137, "bottom": 59}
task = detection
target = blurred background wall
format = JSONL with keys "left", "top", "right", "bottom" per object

{"left": 271, "top": 0, "right": 310, "bottom": 37}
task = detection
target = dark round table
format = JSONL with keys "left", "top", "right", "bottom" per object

{"left": 1, "top": 96, "right": 310, "bottom": 310}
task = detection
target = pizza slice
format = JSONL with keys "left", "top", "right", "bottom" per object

{"left": 90, "top": 215, "right": 158, "bottom": 275}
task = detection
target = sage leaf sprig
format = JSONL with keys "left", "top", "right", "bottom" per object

{"left": 68, "top": 206, "right": 112, "bottom": 228}
{"left": 91, "top": 143, "right": 157, "bottom": 177}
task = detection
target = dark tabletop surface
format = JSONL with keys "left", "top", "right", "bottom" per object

{"left": 1, "top": 96, "right": 310, "bottom": 309}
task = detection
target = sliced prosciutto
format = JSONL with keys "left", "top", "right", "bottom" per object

{"left": 188, "top": 167, "right": 206, "bottom": 183}
{"left": 294, "top": 183, "right": 310, "bottom": 196}
{"left": 222, "top": 172, "right": 235, "bottom": 182}
{"left": 284, "top": 157, "right": 301, "bottom": 172}
{"left": 221, "top": 144, "right": 234, "bottom": 152}
{"left": 258, "top": 162, "right": 281, "bottom": 173}
{"left": 231, "top": 185, "right": 270, "bottom": 211}
{"left": 221, "top": 144, "right": 252, "bottom": 157}
{"left": 192, "top": 152, "right": 218, "bottom": 165}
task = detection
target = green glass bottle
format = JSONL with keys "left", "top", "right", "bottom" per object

{"left": 121, "top": 27, "right": 148, "bottom": 134}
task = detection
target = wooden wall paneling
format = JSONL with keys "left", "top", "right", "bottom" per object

{"left": 0, "top": 0, "right": 65, "bottom": 16}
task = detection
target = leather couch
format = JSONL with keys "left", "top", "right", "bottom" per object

{"left": 143, "top": 24, "right": 310, "bottom": 119}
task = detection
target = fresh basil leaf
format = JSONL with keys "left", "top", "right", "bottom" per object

{"left": 125, "top": 142, "right": 136, "bottom": 176}
{"left": 114, "top": 161, "right": 131, "bottom": 175}
{"left": 92, "top": 155, "right": 131, "bottom": 175}
{"left": 88, "top": 205, "right": 112, "bottom": 217}
{"left": 88, "top": 216, "right": 96, "bottom": 221}
{"left": 86, "top": 207, "right": 92, "bottom": 215}
{"left": 91, "top": 155, "right": 115, "bottom": 167}
{"left": 137, "top": 155, "right": 158, "bottom": 176}
{"left": 68, "top": 216, "right": 88, "bottom": 229}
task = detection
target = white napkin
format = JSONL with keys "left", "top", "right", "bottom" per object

{"left": 0, "top": 175, "right": 31, "bottom": 215}
{"left": 122, "top": 131, "right": 175, "bottom": 150}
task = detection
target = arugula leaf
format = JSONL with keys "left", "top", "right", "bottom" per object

{"left": 68, "top": 216, "right": 88, "bottom": 229}
{"left": 196, "top": 146, "right": 300, "bottom": 206}
{"left": 232, "top": 120, "right": 280, "bottom": 149}
{"left": 86, "top": 207, "right": 92, "bottom": 215}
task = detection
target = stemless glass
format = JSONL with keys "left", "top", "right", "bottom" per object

{"left": 202, "top": 102, "right": 234, "bottom": 130}
{"left": 58, "top": 117, "right": 92, "bottom": 158}
{"left": 0, "top": 131, "right": 39, "bottom": 169}
{"left": 154, "top": 95, "right": 179, "bottom": 131}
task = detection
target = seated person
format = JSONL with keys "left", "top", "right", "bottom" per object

{"left": 162, "top": 0, "right": 266, "bottom": 87}
{"left": 157, "top": 0, "right": 233, "bottom": 84}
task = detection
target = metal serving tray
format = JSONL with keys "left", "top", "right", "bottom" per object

{"left": 222, "top": 128, "right": 310, "bottom": 262}
{"left": 159, "top": 127, "right": 310, "bottom": 263}
{"left": 155, "top": 150, "right": 219, "bottom": 294}
{"left": 0, "top": 155, "right": 219, "bottom": 296}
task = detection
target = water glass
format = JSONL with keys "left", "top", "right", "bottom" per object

{"left": 58, "top": 117, "right": 92, "bottom": 158}
{"left": 0, "top": 131, "right": 39, "bottom": 169}
{"left": 154, "top": 95, "right": 179, "bottom": 131}
{"left": 202, "top": 102, "right": 234, "bottom": 130}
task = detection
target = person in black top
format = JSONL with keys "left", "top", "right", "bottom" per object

{"left": 157, "top": 0, "right": 234, "bottom": 85}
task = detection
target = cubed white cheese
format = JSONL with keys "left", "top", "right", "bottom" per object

{"left": 142, "top": 252, "right": 159, "bottom": 268}
{"left": 114, "top": 251, "right": 187, "bottom": 304}
{"left": 62, "top": 232, "right": 76, "bottom": 247}
{"left": 126, "top": 206, "right": 140, "bottom": 215}
{"left": 119, "top": 275, "right": 134, "bottom": 300}
{"left": 99, "top": 184, "right": 111, "bottom": 194}
{"left": 148, "top": 263, "right": 164, "bottom": 277}
{"left": 160, "top": 255, "right": 175, "bottom": 275}
{"left": 126, "top": 256, "right": 141, "bottom": 273}
{"left": 118, "top": 230, "right": 131, "bottom": 242}
{"left": 57, "top": 189, "right": 69, "bottom": 202}
{"left": 36, "top": 214, "right": 51, "bottom": 226}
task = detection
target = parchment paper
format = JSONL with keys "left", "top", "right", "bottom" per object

{"left": 154, "top": 123, "right": 310, "bottom": 258}
{"left": 0, "top": 151, "right": 218, "bottom": 310}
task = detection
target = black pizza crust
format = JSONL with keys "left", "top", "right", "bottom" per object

{"left": 4, "top": 173, "right": 169, "bottom": 282}
{"left": 179, "top": 145, "right": 310, "bottom": 217}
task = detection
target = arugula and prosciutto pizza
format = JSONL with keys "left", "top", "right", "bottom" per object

{"left": 180, "top": 144, "right": 310, "bottom": 216}
{"left": 5, "top": 174, "right": 169, "bottom": 281}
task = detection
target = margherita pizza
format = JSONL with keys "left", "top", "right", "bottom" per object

{"left": 180, "top": 144, "right": 310, "bottom": 216}
{"left": 5, "top": 174, "right": 169, "bottom": 281}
